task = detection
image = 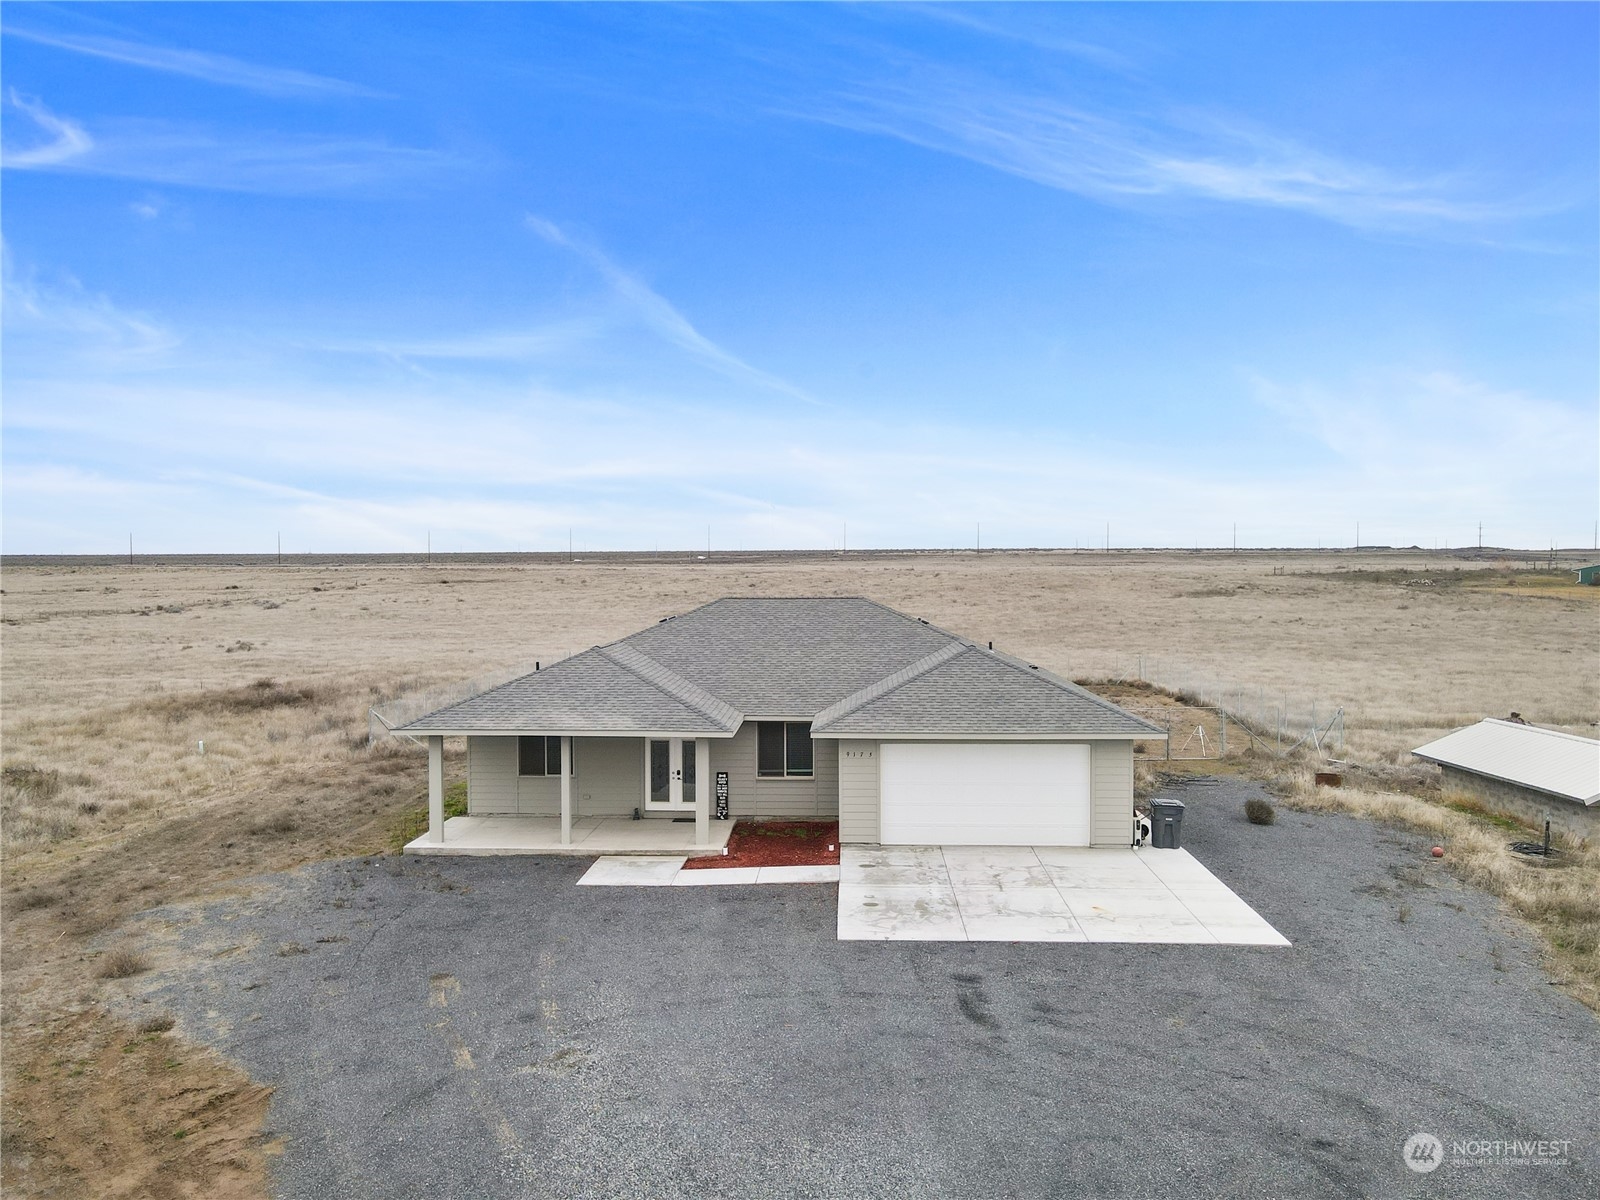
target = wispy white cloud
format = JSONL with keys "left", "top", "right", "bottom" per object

{"left": 902, "top": 5, "right": 1136, "bottom": 73}
{"left": 526, "top": 215, "right": 823, "bottom": 407}
{"left": 804, "top": 73, "right": 1550, "bottom": 232}
{"left": 314, "top": 319, "right": 602, "bottom": 369}
{"left": 1247, "top": 369, "right": 1598, "bottom": 525}
{"left": 7, "top": 360, "right": 1594, "bottom": 553}
{"left": 4, "top": 24, "right": 386, "bottom": 99}
{"left": 1, "top": 241, "right": 178, "bottom": 363}
{"left": 1, "top": 92, "right": 464, "bottom": 194}
{"left": 1, "top": 89, "right": 91, "bottom": 166}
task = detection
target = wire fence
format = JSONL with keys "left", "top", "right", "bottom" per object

{"left": 1066, "top": 651, "right": 1346, "bottom": 758}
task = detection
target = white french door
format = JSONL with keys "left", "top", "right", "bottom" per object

{"left": 644, "top": 738, "right": 696, "bottom": 811}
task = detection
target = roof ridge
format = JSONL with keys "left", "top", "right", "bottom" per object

{"left": 597, "top": 642, "right": 743, "bottom": 730}
{"left": 811, "top": 641, "right": 969, "bottom": 730}
{"left": 1479, "top": 717, "right": 1599, "bottom": 745}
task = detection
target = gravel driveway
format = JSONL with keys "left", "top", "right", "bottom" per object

{"left": 125, "top": 777, "right": 1597, "bottom": 1199}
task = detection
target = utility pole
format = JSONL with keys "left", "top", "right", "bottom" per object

{"left": 1478, "top": 522, "right": 1482, "bottom": 550}
{"left": 976, "top": 522, "right": 981, "bottom": 555}
{"left": 1355, "top": 521, "right": 1359, "bottom": 550}
{"left": 277, "top": 531, "right": 281, "bottom": 565}
{"left": 1105, "top": 521, "right": 1110, "bottom": 552}
{"left": 568, "top": 528, "right": 572, "bottom": 562}
{"left": 128, "top": 533, "right": 133, "bottom": 567}
{"left": 1232, "top": 523, "right": 1237, "bottom": 552}
{"left": 707, "top": 525, "right": 711, "bottom": 557}
{"left": 843, "top": 521, "right": 847, "bottom": 555}
{"left": 427, "top": 530, "right": 431, "bottom": 565}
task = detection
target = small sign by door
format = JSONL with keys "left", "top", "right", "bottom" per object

{"left": 715, "top": 771, "right": 730, "bottom": 820}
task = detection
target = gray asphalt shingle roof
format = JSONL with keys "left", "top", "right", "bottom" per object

{"left": 400, "top": 645, "right": 742, "bottom": 734}
{"left": 401, "top": 596, "right": 1161, "bottom": 738}
{"left": 811, "top": 644, "right": 1164, "bottom": 736}
{"left": 619, "top": 597, "right": 956, "bottom": 715}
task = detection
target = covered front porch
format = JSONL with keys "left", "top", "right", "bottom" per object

{"left": 412, "top": 732, "right": 730, "bottom": 855}
{"left": 403, "top": 814, "right": 736, "bottom": 857}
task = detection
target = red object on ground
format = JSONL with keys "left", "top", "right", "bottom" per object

{"left": 681, "top": 820, "right": 841, "bottom": 870}
{"left": 1431, "top": 846, "right": 1445, "bottom": 858}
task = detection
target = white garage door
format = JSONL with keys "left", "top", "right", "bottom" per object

{"left": 879, "top": 742, "right": 1091, "bottom": 846}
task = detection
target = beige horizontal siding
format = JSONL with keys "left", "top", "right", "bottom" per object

{"left": 467, "top": 736, "right": 518, "bottom": 815}
{"left": 838, "top": 740, "right": 880, "bottom": 843}
{"left": 575, "top": 737, "right": 645, "bottom": 817}
{"left": 708, "top": 722, "right": 839, "bottom": 819}
{"left": 1090, "top": 739, "right": 1134, "bottom": 847}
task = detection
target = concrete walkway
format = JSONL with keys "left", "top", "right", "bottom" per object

{"left": 837, "top": 845, "right": 1291, "bottom": 944}
{"left": 576, "top": 857, "right": 841, "bottom": 886}
{"left": 404, "top": 815, "right": 735, "bottom": 857}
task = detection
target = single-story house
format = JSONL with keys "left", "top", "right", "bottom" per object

{"left": 400, "top": 596, "right": 1165, "bottom": 851}
{"left": 1412, "top": 718, "right": 1600, "bottom": 838}
{"left": 1576, "top": 564, "right": 1600, "bottom": 586}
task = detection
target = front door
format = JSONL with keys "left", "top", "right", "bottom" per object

{"left": 645, "top": 739, "right": 695, "bottom": 811}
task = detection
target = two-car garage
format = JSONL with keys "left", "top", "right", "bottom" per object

{"left": 877, "top": 742, "right": 1093, "bottom": 847}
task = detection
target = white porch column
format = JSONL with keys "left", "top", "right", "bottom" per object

{"left": 694, "top": 737, "right": 710, "bottom": 846}
{"left": 560, "top": 735, "right": 573, "bottom": 846}
{"left": 427, "top": 735, "right": 445, "bottom": 843}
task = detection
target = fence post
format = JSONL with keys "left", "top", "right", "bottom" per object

{"left": 1220, "top": 711, "right": 1227, "bottom": 757}
{"left": 1165, "top": 721, "right": 1171, "bottom": 761}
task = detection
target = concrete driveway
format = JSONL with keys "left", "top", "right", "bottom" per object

{"left": 837, "top": 844, "right": 1290, "bottom": 943}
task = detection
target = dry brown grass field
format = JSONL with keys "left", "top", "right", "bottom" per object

{"left": 2, "top": 548, "right": 1597, "bottom": 1197}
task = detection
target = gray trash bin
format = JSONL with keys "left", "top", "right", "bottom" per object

{"left": 1149, "top": 797, "right": 1185, "bottom": 849}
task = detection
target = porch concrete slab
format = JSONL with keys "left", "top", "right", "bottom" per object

{"left": 670, "top": 867, "right": 762, "bottom": 886}
{"left": 404, "top": 815, "right": 733, "bottom": 857}
{"left": 575, "top": 856, "right": 687, "bottom": 886}
{"left": 837, "top": 845, "right": 1291, "bottom": 946}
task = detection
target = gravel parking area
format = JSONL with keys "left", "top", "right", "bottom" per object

{"left": 122, "top": 778, "right": 1597, "bottom": 1199}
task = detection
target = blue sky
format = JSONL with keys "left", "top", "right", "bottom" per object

{"left": 3, "top": 2, "right": 1595, "bottom": 553}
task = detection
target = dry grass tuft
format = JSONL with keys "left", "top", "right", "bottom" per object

{"left": 136, "top": 1013, "right": 176, "bottom": 1034}
{"left": 147, "top": 678, "right": 319, "bottom": 721}
{"left": 1244, "top": 797, "right": 1276, "bottom": 825}
{"left": 2, "top": 763, "right": 64, "bottom": 800}
{"left": 247, "top": 810, "right": 299, "bottom": 836}
{"left": 97, "top": 948, "right": 151, "bottom": 980}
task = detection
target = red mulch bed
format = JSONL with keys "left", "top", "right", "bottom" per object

{"left": 681, "top": 820, "right": 840, "bottom": 869}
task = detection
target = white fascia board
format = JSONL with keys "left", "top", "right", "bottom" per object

{"left": 406, "top": 728, "right": 739, "bottom": 739}
{"left": 824, "top": 731, "right": 1165, "bottom": 741}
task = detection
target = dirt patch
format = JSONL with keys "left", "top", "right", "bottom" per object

{"left": 1, "top": 743, "right": 449, "bottom": 1200}
{"left": 682, "top": 820, "right": 839, "bottom": 869}
{"left": 1, "top": 1008, "right": 276, "bottom": 1200}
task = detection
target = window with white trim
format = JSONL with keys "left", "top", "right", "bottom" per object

{"left": 757, "top": 722, "right": 813, "bottom": 778}
{"left": 518, "top": 736, "right": 571, "bottom": 776}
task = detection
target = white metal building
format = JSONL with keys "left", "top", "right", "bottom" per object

{"left": 1413, "top": 718, "right": 1600, "bottom": 838}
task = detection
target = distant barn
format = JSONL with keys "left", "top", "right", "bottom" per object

{"left": 1413, "top": 719, "right": 1599, "bottom": 839}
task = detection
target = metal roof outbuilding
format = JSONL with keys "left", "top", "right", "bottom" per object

{"left": 1412, "top": 719, "right": 1600, "bottom": 807}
